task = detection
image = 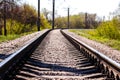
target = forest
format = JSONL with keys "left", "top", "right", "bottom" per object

{"left": 0, "top": 0, "right": 50, "bottom": 36}
{"left": 54, "top": 13, "right": 99, "bottom": 29}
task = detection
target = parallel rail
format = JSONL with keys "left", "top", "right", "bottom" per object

{"left": 0, "top": 29, "right": 120, "bottom": 79}
{"left": 0, "top": 30, "right": 51, "bottom": 79}
{"left": 61, "top": 30, "right": 120, "bottom": 80}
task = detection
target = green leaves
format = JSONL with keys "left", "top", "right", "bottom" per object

{"left": 97, "top": 19, "right": 120, "bottom": 40}
{"left": 55, "top": 13, "right": 98, "bottom": 29}
{"left": 70, "top": 29, "right": 120, "bottom": 50}
{"left": 0, "top": 2, "right": 51, "bottom": 35}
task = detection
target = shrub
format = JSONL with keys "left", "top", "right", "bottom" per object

{"left": 97, "top": 19, "right": 120, "bottom": 40}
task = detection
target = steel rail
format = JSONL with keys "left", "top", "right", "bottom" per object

{"left": 61, "top": 30, "right": 120, "bottom": 80}
{"left": 0, "top": 29, "right": 51, "bottom": 79}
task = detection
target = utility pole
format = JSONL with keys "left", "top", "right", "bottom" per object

{"left": 4, "top": 0, "right": 7, "bottom": 36}
{"left": 103, "top": 16, "right": 105, "bottom": 22}
{"left": 67, "top": 8, "right": 70, "bottom": 29}
{"left": 85, "top": 13, "right": 88, "bottom": 29}
{"left": 52, "top": 0, "right": 55, "bottom": 29}
{"left": 37, "top": 0, "right": 40, "bottom": 31}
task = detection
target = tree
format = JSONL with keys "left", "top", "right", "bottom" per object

{"left": 55, "top": 13, "right": 98, "bottom": 29}
{"left": 41, "top": 8, "right": 50, "bottom": 20}
{"left": 0, "top": 1, "right": 51, "bottom": 35}
{"left": 0, "top": 0, "right": 21, "bottom": 35}
{"left": 86, "top": 13, "right": 97, "bottom": 28}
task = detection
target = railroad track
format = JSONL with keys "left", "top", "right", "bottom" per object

{"left": 0, "top": 29, "right": 120, "bottom": 80}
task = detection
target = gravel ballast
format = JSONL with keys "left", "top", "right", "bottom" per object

{"left": 0, "top": 29, "right": 120, "bottom": 64}
{"left": 0, "top": 29, "right": 49, "bottom": 61}
{"left": 64, "top": 29, "right": 120, "bottom": 64}
{"left": 16, "top": 30, "right": 104, "bottom": 80}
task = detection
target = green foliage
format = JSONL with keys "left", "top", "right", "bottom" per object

{"left": 69, "top": 4, "right": 120, "bottom": 50}
{"left": 0, "top": 3, "right": 51, "bottom": 35}
{"left": 112, "top": 18, "right": 120, "bottom": 29}
{"left": 70, "top": 29, "right": 97, "bottom": 40}
{"left": 55, "top": 17, "right": 67, "bottom": 28}
{"left": 0, "top": 31, "right": 36, "bottom": 43}
{"left": 97, "top": 19, "right": 120, "bottom": 39}
{"left": 2, "top": 19, "right": 37, "bottom": 35}
{"left": 70, "top": 14, "right": 85, "bottom": 28}
{"left": 0, "top": 34, "right": 20, "bottom": 42}
{"left": 0, "top": 1, "right": 51, "bottom": 43}
{"left": 70, "top": 29, "right": 120, "bottom": 50}
{"left": 41, "top": 8, "right": 50, "bottom": 20}
{"left": 40, "top": 15, "right": 51, "bottom": 29}
{"left": 55, "top": 13, "right": 98, "bottom": 29}
{"left": 55, "top": 14, "right": 85, "bottom": 29}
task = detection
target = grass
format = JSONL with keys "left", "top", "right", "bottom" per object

{"left": 0, "top": 31, "right": 36, "bottom": 43}
{"left": 70, "top": 29, "right": 120, "bottom": 50}
{"left": 0, "top": 35, "right": 20, "bottom": 42}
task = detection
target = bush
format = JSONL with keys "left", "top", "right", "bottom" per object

{"left": 97, "top": 19, "right": 120, "bottom": 40}
{"left": 2, "top": 19, "right": 37, "bottom": 35}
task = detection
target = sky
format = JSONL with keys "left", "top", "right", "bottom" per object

{"left": 24, "top": 0, "right": 120, "bottom": 19}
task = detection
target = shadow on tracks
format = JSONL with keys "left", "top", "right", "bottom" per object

{"left": 15, "top": 57, "right": 100, "bottom": 79}
{"left": 0, "top": 54, "right": 11, "bottom": 61}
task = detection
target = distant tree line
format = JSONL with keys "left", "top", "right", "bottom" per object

{"left": 54, "top": 13, "right": 100, "bottom": 29}
{"left": 38, "top": 8, "right": 101, "bottom": 29}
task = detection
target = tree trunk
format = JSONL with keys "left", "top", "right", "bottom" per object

{"left": 0, "top": 25, "right": 2, "bottom": 35}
